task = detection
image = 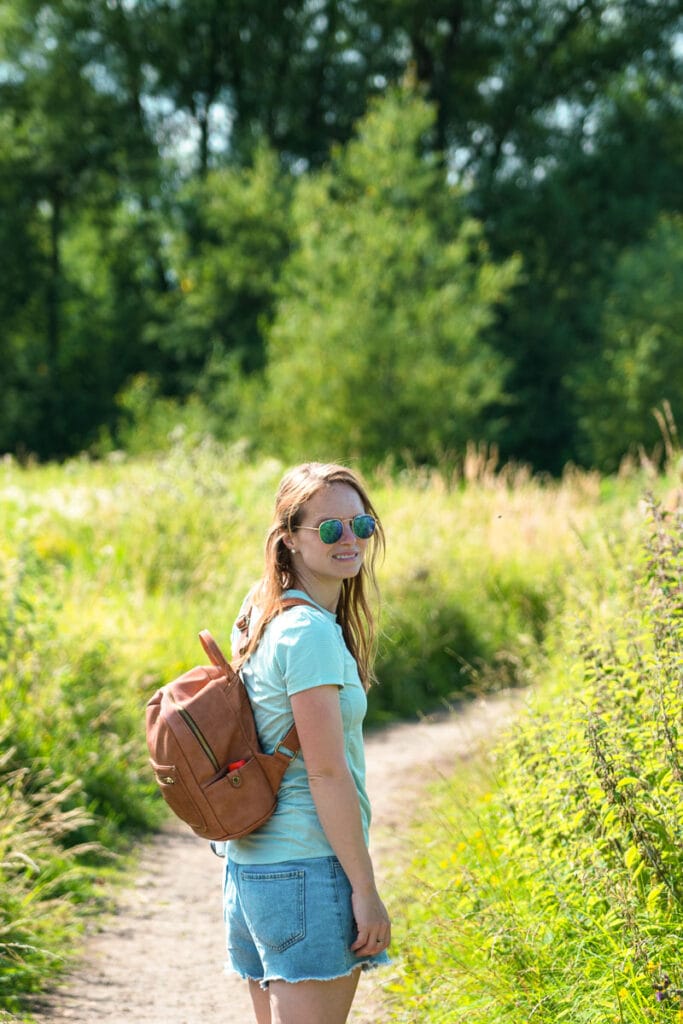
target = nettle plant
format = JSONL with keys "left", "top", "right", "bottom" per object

{"left": 593, "top": 495, "right": 683, "bottom": 1013}
{"left": 512, "top": 494, "right": 683, "bottom": 1019}
{"left": 392, "top": 494, "right": 682, "bottom": 1024}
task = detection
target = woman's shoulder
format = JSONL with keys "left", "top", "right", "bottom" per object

{"left": 234, "top": 589, "right": 341, "bottom": 659}
{"left": 276, "top": 594, "right": 338, "bottom": 640}
{"left": 272, "top": 597, "right": 347, "bottom": 685}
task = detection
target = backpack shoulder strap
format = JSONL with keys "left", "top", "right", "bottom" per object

{"left": 236, "top": 595, "right": 321, "bottom": 652}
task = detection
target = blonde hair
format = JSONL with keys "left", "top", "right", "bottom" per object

{"left": 235, "top": 462, "right": 384, "bottom": 689}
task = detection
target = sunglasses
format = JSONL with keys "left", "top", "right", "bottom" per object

{"left": 295, "top": 514, "right": 377, "bottom": 545}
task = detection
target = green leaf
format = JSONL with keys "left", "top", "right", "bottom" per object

{"left": 616, "top": 777, "right": 641, "bottom": 790}
{"left": 624, "top": 845, "right": 641, "bottom": 870}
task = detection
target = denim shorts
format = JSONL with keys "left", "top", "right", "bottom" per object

{"left": 223, "top": 855, "right": 391, "bottom": 987}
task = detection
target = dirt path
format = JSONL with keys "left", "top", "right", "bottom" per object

{"left": 26, "top": 692, "right": 521, "bottom": 1024}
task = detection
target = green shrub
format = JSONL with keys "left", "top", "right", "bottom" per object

{"left": 389, "top": 494, "right": 683, "bottom": 1023}
{"left": 0, "top": 550, "right": 162, "bottom": 849}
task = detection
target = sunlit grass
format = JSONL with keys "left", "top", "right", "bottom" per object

{"left": 386, "top": 493, "right": 683, "bottom": 1023}
{"left": 0, "top": 439, "right": 674, "bottom": 1013}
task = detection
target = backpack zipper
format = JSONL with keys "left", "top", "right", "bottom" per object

{"left": 169, "top": 693, "right": 220, "bottom": 772}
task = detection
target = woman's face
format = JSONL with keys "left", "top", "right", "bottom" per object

{"left": 287, "top": 482, "right": 370, "bottom": 589}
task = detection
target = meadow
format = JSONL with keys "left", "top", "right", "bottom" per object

{"left": 0, "top": 439, "right": 679, "bottom": 1018}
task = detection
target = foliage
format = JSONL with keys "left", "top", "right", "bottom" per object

{"left": 0, "top": 743, "right": 95, "bottom": 1011}
{"left": 133, "top": 0, "right": 398, "bottom": 172}
{"left": 485, "top": 90, "right": 683, "bottom": 472}
{"left": 1, "top": 0, "right": 682, "bottom": 470}
{"left": 574, "top": 215, "right": 683, "bottom": 471}
{"left": 0, "top": 0, "right": 166, "bottom": 457}
{"left": 145, "top": 146, "right": 293, "bottom": 392}
{"left": 0, "top": 548, "right": 161, "bottom": 1010}
{"left": 0, "top": 550, "right": 163, "bottom": 848}
{"left": 0, "top": 443, "right": 616, "bottom": 1010}
{"left": 250, "top": 88, "right": 521, "bottom": 466}
{"left": 96, "top": 374, "right": 210, "bottom": 456}
{"left": 370, "top": 450, "right": 596, "bottom": 719}
{"left": 388, "top": 491, "right": 683, "bottom": 1023}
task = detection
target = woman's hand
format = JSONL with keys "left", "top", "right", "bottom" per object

{"left": 349, "top": 887, "right": 391, "bottom": 957}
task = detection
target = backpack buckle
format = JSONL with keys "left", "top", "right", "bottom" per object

{"left": 274, "top": 740, "right": 298, "bottom": 762}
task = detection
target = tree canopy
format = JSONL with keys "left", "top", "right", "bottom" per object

{"left": 1, "top": 0, "right": 681, "bottom": 470}
{"left": 254, "top": 90, "right": 520, "bottom": 465}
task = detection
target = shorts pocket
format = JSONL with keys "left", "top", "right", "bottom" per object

{"left": 241, "top": 869, "right": 306, "bottom": 952}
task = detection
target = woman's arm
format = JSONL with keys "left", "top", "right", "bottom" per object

{"left": 289, "top": 685, "right": 391, "bottom": 957}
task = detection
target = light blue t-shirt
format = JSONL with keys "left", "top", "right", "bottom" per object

{"left": 227, "top": 589, "right": 371, "bottom": 864}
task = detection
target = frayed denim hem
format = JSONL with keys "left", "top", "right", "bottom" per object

{"left": 223, "top": 960, "right": 261, "bottom": 985}
{"left": 224, "top": 955, "right": 392, "bottom": 991}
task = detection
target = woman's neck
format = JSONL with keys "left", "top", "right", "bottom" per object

{"left": 291, "top": 573, "right": 341, "bottom": 613}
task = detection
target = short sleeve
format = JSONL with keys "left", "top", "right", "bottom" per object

{"left": 274, "top": 610, "right": 345, "bottom": 696}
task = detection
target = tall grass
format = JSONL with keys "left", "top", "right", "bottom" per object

{"left": 0, "top": 743, "right": 95, "bottom": 1013}
{"left": 0, "top": 440, "right": 651, "bottom": 1012}
{"left": 371, "top": 450, "right": 608, "bottom": 718}
{"left": 387, "top": 490, "right": 683, "bottom": 1023}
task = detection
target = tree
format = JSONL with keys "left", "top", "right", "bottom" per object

{"left": 572, "top": 214, "right": 683, "bottom": 471}
{"left": 2, "top": 0, "right": 681, "bottom": 466}
{"left": 364, "top": 1, "right": 683, "bottom": 470}
{"left": 0, "top": 0, "right": 167, "bottom": 455}
{"left": 147, "top": 146, "right": 293, "bottom": 389}
{"left": 248, "top": 88, "right": 520, "bottom": 466}
{"left": 135, "top": 0, "right": 402, "bottom": 172}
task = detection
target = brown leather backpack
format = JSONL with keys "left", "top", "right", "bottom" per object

{"left": 145, "top": 600, "right": 311, "bottom": 841}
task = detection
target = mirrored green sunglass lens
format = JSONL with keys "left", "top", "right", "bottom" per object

{"left": 352, "top": 515, "right": 376, "bottom": 539}
{"left": 319, "top": 519, "right": 344, "bottom": 543}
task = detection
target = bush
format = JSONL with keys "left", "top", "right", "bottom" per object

{"left": 389, "top": 493, "right": 683, "bottom": 1023}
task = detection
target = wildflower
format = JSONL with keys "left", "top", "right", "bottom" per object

{"left": 654, "top": 973, "right": 672, "bottom": 1002}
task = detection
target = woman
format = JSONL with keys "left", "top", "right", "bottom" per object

{"left": 224, "top": 462, "right": 391, "bottom": 1024}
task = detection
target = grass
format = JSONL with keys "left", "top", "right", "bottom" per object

{"left": 0, "top": 437, "right": 671, "bottom": 1014}
{"left": 386, "top": 490, "right": 683, "bottom": 1023}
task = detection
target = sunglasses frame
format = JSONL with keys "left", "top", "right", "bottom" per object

{"left": 294, "top": 514, "right": 377, "bottom": 545}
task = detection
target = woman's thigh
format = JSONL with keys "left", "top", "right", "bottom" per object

{"left": 269, "top": 969, "right": 361, "bottom": 1024}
